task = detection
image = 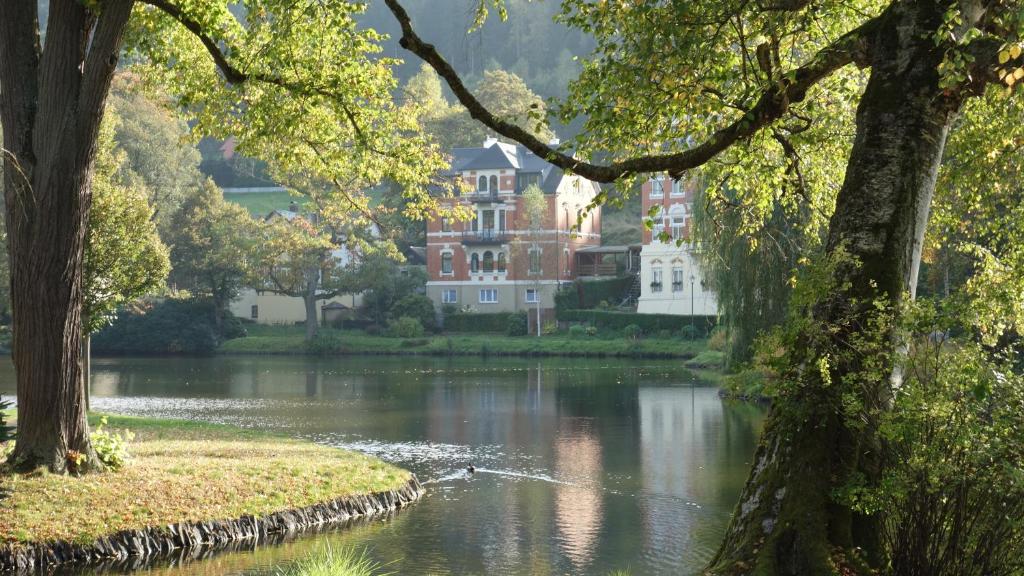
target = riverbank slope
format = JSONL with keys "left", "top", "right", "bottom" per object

{"left": 0, "top": 413, "right": 420, "bottom": 571}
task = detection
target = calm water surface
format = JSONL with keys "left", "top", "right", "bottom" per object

{"left": 0, "top": 355, "right": 764, "bottom": 576}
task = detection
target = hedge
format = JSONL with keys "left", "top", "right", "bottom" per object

{"left": 555, "top": 276, "right": 635, "bottom": 311}
{"left": 93, "top": 298, "right": 246, "bottom": 355}
{"left": 443, "top": 312, "right": 513, "bottom": 333}
{"left": 557, "top": 309, "right": 717, "bottom": 337}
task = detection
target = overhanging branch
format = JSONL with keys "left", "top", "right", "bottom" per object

{"left": 385, "top": 0, "right": 878, "bottom": 183}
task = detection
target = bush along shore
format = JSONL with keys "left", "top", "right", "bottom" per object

{"left": 219, "top": 325, "right": 712, "bottom": 359}
{"left": 0, "top": 414, "right": 423, "bottom": 573}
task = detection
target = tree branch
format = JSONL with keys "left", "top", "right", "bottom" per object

{"left": 141, "top": 0, "right": 377, "bottom": 150}
{"left": 385, "top": 0, "right": 877, "bottom": 183}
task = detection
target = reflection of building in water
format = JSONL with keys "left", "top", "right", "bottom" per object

{"left": 554, "top": 421, "right": 603, "bottom": 572}
{"left": 638, "top": 387, "right": 727, "bottom": 568}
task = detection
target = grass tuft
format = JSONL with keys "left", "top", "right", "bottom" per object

{"left": 275, "top": 544, "right": 392, "bottom": 576}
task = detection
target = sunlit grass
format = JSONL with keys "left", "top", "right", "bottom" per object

{"left": 0, "top": 414, "right": 410, "bottom": 546}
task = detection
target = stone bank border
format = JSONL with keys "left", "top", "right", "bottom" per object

{"left": 0, "top": 475, "right": 424, "bottom": 573}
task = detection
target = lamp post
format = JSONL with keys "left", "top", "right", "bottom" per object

{"left": 690, "top": 274, "right": 695, "bottom": 339}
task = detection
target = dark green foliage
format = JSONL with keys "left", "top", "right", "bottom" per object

{"left": 693, "top": 190, "right": 812, "bottom": 368}
{"left": 568, "top": 325, "right": 587, "bottom": 338}
{"left": 555, "top": 277, "right": 635, "bottom": 311}
{"left": 387, "top": 316, "right": 425, "bottom": 338}
{"left": 92, "top": 299, "right": 243, "bottom": 355}
{"left": 846, "top": 305, "right": 1024, "bottom": 576}
{"left": 506, "top": 311, "right": 529, "bottom": 336}
{"left": 389, "top": 295, "right": 437, "bottom": 332}
{"left": 307, "top": 332, "right": 344, "bottom": 355}
{"left": 558, "top": 309, "right": 716, "bottom": 336}
{"left": 0, "top": 398, "right": 14, "bottom": 443}
{"left": 623, "top": 324, "right": 642, "bottom": 340}
{"left": 444, "top": 312, "right": 513, "bottom": 333}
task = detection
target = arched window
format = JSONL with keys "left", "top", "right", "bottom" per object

{"left": 470, "top": 253, "right": 480, "bottom": 273}
{"left": 441, "top": 252, "right": 453, "bottom": 274}
{"left": 497, "top": 252, "right": 507, "bottom": 273}
{"left": 482, "top": 251, "right": 495, "bottom": 273}
{"left": 478, "top": 176, "right": 487, "bottom": 192}
{"left": 489, "top": 175, "right": 498, "bottom": 193}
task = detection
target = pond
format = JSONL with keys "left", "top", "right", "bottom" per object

{"left": 0, "top": 356, "right": 765, "bottom": 575}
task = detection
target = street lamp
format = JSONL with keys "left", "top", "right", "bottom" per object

{"left": 690, "top": 274, "right": 695, "bottom": 339}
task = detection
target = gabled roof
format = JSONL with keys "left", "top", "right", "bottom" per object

{"left": 459, "top": 142, "right": 520, "bottom": 171}
{"left": 441, "top": 139, "right": 601, "bottom": 197}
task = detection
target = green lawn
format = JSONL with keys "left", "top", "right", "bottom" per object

{"left": 222, "top": 326, "right": 709, "bottom": 358}
{"left": 0, "top": 414, "right": 411, "bottom": 546}
{"left": 223, "top": 191, "right": 298, "bottom": 216}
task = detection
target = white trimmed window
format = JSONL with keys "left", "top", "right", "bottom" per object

{"left": 652, "top": 268, "right": 663, "bottom": 293}
{"left": 650, "top": 177, "right": 664, "bottom": 198}
{"left": 441, "top": 252, "right": 453, "bottom": 275}
{"left": 442, "top": 289, "right": 458, "bottom": 304}
{"left": 671, "top": 217, "right": 686, "bottom": 240}
{"left": 529, "top": 248, "right": 542, "bottom": 275}
{"left": 671, "top": 179, "right": 684, "bottom": 196}
{"left": 672, "top": 268, "right": 684, "bottom": 292}
{"left": 525, "top": 288, "right": 539, "bottom": 303}
{"left": 479, "top": 289, "right": 499, "bottom": 304}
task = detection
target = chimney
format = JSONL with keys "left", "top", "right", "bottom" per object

{"left": 483, "top": 135, "right": 499, "bottom": 148}
{"left": 288, "top": 201, "right": 299, "bottom": 213}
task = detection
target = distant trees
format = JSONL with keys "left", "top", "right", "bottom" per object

{"left": 167, "top": 183, "right": 257, "bottom": 330}
{"left": 107, "top": 74, "right": 204, "bottom": 232}
{"left": 251, "top": 209, "right": 359, "bottom": 341}
{"left": 406, "top": 65, "right": 554, "bottom": 150}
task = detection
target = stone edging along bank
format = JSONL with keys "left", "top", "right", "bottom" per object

{"left": 0, "top": 475, "right": 424, "bottom": 573}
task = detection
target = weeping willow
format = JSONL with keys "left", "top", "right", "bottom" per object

{"left": 693, "top": 188, "right": 817, "bottom": 369}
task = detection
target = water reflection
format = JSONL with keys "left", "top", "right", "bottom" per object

{"left": 0, "top": 356, "right": 764, "bottom": 575}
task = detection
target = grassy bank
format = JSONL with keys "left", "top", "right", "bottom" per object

{"left": 220, "top": 325, "right": 710, "bottom": 358}
{"left": 0, "top": 414, "right": 410, "bottom": 546}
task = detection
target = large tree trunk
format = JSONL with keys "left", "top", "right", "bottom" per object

{"left": 708, "top": 1, "right": 961, "bottom": 573}
{"left": 0, "top": 0, "right": 133, "bottom": 473}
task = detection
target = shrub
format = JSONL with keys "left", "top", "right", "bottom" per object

{"left": 92, "top": 298, "right": 231, "bottom": 355}
{"left": 623, "top": 324, "right": 642, "bottom": 340}
{"left": 585, "top": 325, "right": 598, "bottom": 337}
{"left": 542, "top": 321, "right": 558, "bottom": 336}
{"left": 507, "top": 311, "right": 529, "bottom": 336}
{"left": 678, "top": 325, "right": 699, "bottom": 340}
{"left": 307, "top": 333, "right": 344, "bottom": 355}
{"left": 708, "top": 326, "right": 729, "bottom": 351}
{"left": 0, "top": 398, "right": 14, "bottom": 444}
{"left": 389, "top": 294, "right": 437, "bottom": 332}
{"left": 387, "top": 316, "right": 424, "bottom": 338}
{"left": 656, "top": 329, "right": 673, "bottom": 340}
{"left": 568, "top": 325, "right": 587, "bottom": 338}
{"left": 91, "top": 417, "right": 134, "bottom": 471}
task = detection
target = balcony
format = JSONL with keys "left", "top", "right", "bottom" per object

{"left": 463, "top": 191, "right": 507, "bottom": 203}
{"left": 462, "top": 229, "right": 508, "bottom": 245}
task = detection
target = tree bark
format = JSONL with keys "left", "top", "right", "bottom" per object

{"left": 83, "top": 334, "right": 91, "bottom": 413}
{"left": 0, "top": 0, "right": 133, "bottom": 473}
{"left": 303, "top": 263, "right": 320, "bottom": 341}
{"left": 708, "top": 1, "right": 961, "bottom": 573}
